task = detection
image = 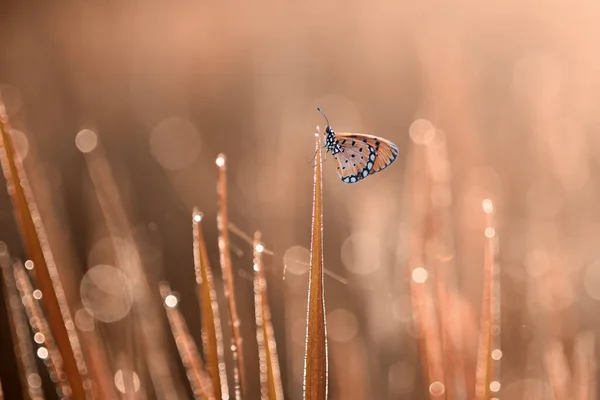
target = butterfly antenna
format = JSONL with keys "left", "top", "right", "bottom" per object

{"left": 316, "top": 107, "right": 330, "bottom": 127}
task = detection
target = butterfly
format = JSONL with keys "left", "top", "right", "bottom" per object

{"left": 317, "top": 108, "right": 399, "bottom": 184}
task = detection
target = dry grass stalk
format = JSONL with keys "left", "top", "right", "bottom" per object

{"left": 74, "top": 318, "right": 119, "bottom": 400}
{"left": 216, "top": 154, "right": 246, "bottom": 399}
{"left": 13, "top": 259, "right": 70, "bottom": 397}
{"left": 0, "top": 106, "right": 88, "bottom": 399}
{"left": 405, "top": 143, "right": 446, "bottom": 397}
{"left": 573, "top": 331, "right": 596, "bottom": 400}
{"left": 425, "top": 133, "right": 468, "bottom": 400}
{"left": 0, "top": 244, "right": 46, "bottom": 400}
{"left": 544, "top": 341, "right": 571, "bottom": 400}
{"left": 193, "top": 208, "right": 230, "bottom": 399}
{"left": 160, "top": 282, "right": 215, "bottom": 400}
{"left": 82, "top": 139, "right": 188, "bottom": 399}
{"left": 474, "top": 201, "right": 499, "bottom": 400}
{"left": 302, "top": 129, "right": 328, "bottom": 400}
{"left": 253, "top": 231, "right": 284, "bottom": 400}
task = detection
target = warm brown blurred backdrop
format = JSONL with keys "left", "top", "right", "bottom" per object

{"left": 1, "top": 0, "right": 600, "bottom": 399}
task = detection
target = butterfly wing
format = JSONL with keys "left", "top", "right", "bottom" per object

{"left": 332, "top": 138, "right": 374, "bottom": 183}
{"left": 333, "top": 133, "right": 399, "bottom": 184}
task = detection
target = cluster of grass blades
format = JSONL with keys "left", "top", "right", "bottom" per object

{"left": 0, "top": 98, "right": 596, "bottom": 400}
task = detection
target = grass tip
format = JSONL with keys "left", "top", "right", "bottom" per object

{"left": 192, "top": 208, "right": 203, "bottom": 222}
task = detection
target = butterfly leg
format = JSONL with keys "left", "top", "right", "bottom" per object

{"left": 308, "top": 145, "right": 328, "bottom": 166}
{"left": 308, "top": 148, "right": 319, "bottom": 165}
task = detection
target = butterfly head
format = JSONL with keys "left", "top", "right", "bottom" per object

{"left": 317, "top": 108, "right": 340, "bottom": 153}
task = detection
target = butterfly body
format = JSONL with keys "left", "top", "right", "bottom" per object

{"left": 320, "top": 113, "right": 399, "bottom": 184}
{"left": 324, "top": 126, "right": 344, "bottom": 155}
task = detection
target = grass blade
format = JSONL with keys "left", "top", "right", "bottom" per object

{"left": 253, "top": 231, "right": 284, "bottom": 400}
{"left": 404, "top": 143, "right": 445, "bottom": 397}
{"left": 0, "top": 244, "right": 46, "bottom": 400}
{"left": 81, "top": 135, "right": 187, "bottom": 399}
{"left": 303, "top": 128, "right": 328, "bottom": 400}
{"left": 193, "top": 208, "right": 230, "bottom": 399}
{"left": 160, "top": 282, "right": 216, "bottom": 400}
{"left": 544, "top": 341, "right": 571, "bottom": 400}
{"left": 475, "top": 200, "right": 500, "bottom": 400}
{"left": 13, "top": 259, "right": 70, "bottom": 397}
{"left": 0, "top": 106, "right": 88, "bottom": 399}
{"left": 573, "top": 331, "right": 596, "bottom": 400}
{"left": 426, "top": 134, "right": 468, "bottom": 399}
{"left": 216, "top": 154, "right": 246, "bottom": 400}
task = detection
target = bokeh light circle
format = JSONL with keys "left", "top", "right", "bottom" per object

{"left": 74, "top": 308, "right": 95, "bottom": 332}
{"left": 482, "top": 199, "right": 494, "bottom": 213}
{"left": 33, "top": 332, "right": 45, "bottom": 344}
{"left": 341, "top": 233, "right": 381, "bottom": 275}
{"left": 114, "top": 370, "right": 140, "bottom": 394}
{"left": 327, "top": 309, "right": 358, "bottom": 343}
{"left": 10, "top": 129, "right": 29, "bottom": 160}
{"left": 150, "top": 117, "right": 201, "bottom": 171}
{"left": 80, "top": 265, "right": 133, "bottom": 323}
{"left": 429, "top": 381, "right": 445, "bottom": 396}
{"left": 491, "top": 349, "right": 503, "bottom": 360}
{"left": 409, "top": 119, "right": 435, "bottom": 145}
{"left": 490, "top": 381, "right": 501, "bottom": 392}
{"left": 412, "top": 267, "right": 428, "bottom": 283}
{"left": 75, "top": 129, "right": 98, "bottom": 153}
{"left": 164, "top": 294, "right": 178, "bottom": 308}
{"left": 27, "top": 373, "right": 42, "bottom": 389}
{"left": 283, "top": 245, "right": 310, "bottom": 276}
{"left": 37, "top": 347, "right": 48, "bottom": 359}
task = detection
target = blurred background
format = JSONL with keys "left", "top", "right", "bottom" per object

{"left": 1, "top": 0, "right": 600, "bottom": 399}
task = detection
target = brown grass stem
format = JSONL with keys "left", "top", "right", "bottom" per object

{"left": 193, "top": 208, "right": 230, "bottom": 399}
{"left": 474, "top": 201, "right": 499, "bottom": 400}
{"left": 0, "top": 244, "right": 46, "bottom": 400}
{"left": 573, "top": 331, "right": 596, "bottom": 400}
{"left": 13, "top": 259, "right": 70, "bottom": 397}
{"left": 82, "top": 138, "right": 187, "bottom": 399}
{"left": 216, "top": 154, "right": 246, "bottom": 400}
{"left": 544, "top": 341, "right": 570, "bottom": 400}
{"left": 426, "top": 137, "right": 468, "bottom": 399}
{"left": 253, "top": 231, "right": 284, "bottom": 400}
{"left": 160, "top": 282, "right": 215, "bottom": 400}
{"left": 405, "top": 143, "right": 446, "bottom": 398}
{"left": 302, "top": 128, "right": 328, "bottom": 400}
{"left": 0, "top": 107, "right": 88, "bottom": 399}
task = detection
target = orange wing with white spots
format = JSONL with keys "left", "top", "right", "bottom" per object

{"left": 333, "top": 133, "right": 399, "bottom": 184}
